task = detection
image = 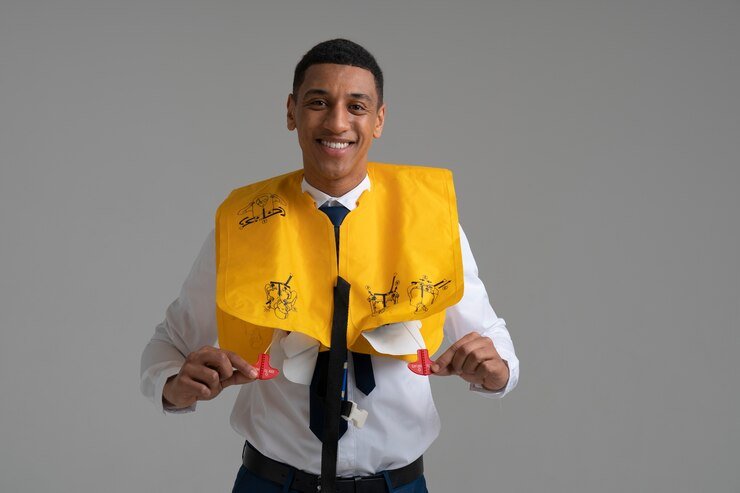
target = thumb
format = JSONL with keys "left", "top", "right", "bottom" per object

{"left": 430, "top": 348, "right": 455, "bottom": 375}
{"left": 223, "top": 350, "right": 259, "bottom": 380}
{"left": 221, "top": 371, "right": 257, "bottom": 387}
{"left": 220, "top": 352, "right": 258, "bottom": 387}
{"left": 431, "top": 362, "right": 453, "bottom": 376}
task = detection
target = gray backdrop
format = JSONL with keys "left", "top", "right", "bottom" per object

{"left": 1, "top": 1, "right": 738, "bottom": 492}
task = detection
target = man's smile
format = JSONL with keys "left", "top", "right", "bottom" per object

{"left": 318, "top": 139, "right": 354, "bottom": 149}
{"left": 316, "top": 139, "right": 355, "bottom": 156}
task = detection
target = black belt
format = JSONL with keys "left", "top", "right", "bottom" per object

{"left": 242, "top": 442, "right": 423, "bottom": 493}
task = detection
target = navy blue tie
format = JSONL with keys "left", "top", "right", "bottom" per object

{"left": 319, "top": 203, "right": 350, "bottom": 231}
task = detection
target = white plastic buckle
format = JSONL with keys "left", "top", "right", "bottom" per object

{"left": 341, "top": 401, "right": 368, "bottom": 428}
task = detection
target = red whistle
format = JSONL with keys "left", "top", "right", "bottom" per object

{"left": 255, "top": 353, "right": 280, "bottom": 380}
{"left": 407, "top": 349, "right": 432, "bottom": 376}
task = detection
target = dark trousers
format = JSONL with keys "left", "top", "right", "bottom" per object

{"left": 231, "top": 464, "right": 429, "bottom": 493}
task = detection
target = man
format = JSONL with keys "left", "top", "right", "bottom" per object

{"left": 140, "top": 39, "right": 519, "bottom": 493}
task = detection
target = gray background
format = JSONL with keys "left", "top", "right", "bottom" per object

{"left": 1, "top": 1, "right": 738, "bottom": 492}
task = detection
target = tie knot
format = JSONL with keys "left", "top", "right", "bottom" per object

{"left": 319, "top": 204, "right": 350, "bottom": 227}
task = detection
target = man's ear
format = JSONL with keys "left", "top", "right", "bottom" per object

{"left": 373, "top": 103, "right": 386, "bottom": 139}
{"left": 286, "top": 94, "right": 296, "bottom": 131}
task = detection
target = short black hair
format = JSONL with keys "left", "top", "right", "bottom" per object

{"left": 292, "top": 38, "right": 384, "bottom": 105}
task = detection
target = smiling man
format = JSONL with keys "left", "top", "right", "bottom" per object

{"left": 140, "top": 39, "right": 519, "bottom": 493}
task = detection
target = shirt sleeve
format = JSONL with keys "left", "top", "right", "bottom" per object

{"left": 139, "top": 230, "right": 219, "bottom": 413}
{"left": 442, "top": 225, "right": 520, "bottom": 398}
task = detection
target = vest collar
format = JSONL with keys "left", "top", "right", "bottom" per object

{"left": 301, "top": 174, "right": 371, "bottom": 211}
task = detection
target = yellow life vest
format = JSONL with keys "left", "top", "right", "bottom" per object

{"left": 215, "top": 162, "right": 464, "bottom": 364}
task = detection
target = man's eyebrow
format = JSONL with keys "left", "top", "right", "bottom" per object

{"left": 349, "top": 93, "right": 374, "bottom": 103}
{"left": 302, "top": 89, "right": 329, "bottom": 99}
{"left": 302, "top": 89, "right": 375, "bottom": 103}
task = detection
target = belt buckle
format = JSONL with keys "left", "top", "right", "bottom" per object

{"left": 316, "top": 474, "right": 382, "bottom": 493}
{"left": 353, "top": 476, "right": 364, "bottom": 492}
{"left": 353, "top": 475, "right": 381, "bottom": 493}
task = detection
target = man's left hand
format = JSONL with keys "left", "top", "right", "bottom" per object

{"left": 430, "top": 332, "right": 509, "bottom": 391}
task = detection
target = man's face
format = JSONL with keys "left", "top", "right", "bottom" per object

{"left": 287, "top": 63, "right": 385, "bottom": 195}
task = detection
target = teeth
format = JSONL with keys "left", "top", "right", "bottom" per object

{"left": 321, "top": 140, "right": 351, "bottom": 149}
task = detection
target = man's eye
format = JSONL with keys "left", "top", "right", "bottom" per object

{"left": 309, "top": 100, "right": 327, "bottom": 107}
{"left": 349, "top": 104, "right": 367, "bottom": 112}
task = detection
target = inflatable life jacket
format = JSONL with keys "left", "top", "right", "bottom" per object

{"left": 215, "top": 162, "right": 464, "bottom": 364}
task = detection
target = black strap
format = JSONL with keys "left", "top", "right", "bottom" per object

{"left": 320, "top": 276, "right": 351, "bottom": 492}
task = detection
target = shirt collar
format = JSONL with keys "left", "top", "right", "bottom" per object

{"left": 301, "top": 175, "right": 371, "bottom": 211}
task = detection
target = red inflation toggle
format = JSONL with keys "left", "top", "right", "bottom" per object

{"left": 255, "top": 353, "right": 280, "bottom": 380}
{"left": 407, "top": 349, "right": 432, "bottom": 376}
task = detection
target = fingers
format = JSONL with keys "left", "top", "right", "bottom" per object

{"left": 223, "top": 350, "right": 259, "bottom": 382}
{"left": 162, "top": 375, "right": 198, "bottom": 408}
{"left": 432, "top": 332, "right": 494, "bottom": 375}
{"left": 431, "top": 332, "right": 481, "bottom": 374}
{"left": 454, "top": 338, "right": 496, "bottom": 375}
{"left": 430, "top": 332, "right": 508, "bottom": 391}
{"left": 193, "top": 347, "right": 234, "bottom": 381}
{"left": 178, "top": 373, "right": 216, "bottom": 400}
{"left": 167, "top": 346, "right": 259, "bottom": 406}
{"left": 185, "top": 363, "right": 223, "bottom": 398}
{"left": 458, "top": 357, "right": 509, "bottom": 391}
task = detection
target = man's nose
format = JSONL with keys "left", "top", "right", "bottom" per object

{"left": 323, "top": 106, "right": 351, "bottom": 133}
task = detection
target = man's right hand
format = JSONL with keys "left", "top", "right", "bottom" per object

{"left": 162, "top": 346, "right": 259, "bottom": 409}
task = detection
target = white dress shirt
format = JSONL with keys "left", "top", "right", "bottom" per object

{"left": 140, "top": 174, "right": 519, "bottom": 476}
